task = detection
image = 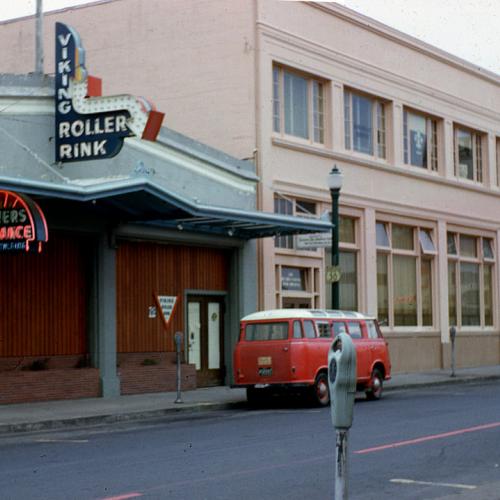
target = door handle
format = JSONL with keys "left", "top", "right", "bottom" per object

{"left": 283, "top": 346, "right": 289, "bottom": 352}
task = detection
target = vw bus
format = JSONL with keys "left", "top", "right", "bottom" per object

{"left": 233, "top": 309, "right": 391, "bottom": 406}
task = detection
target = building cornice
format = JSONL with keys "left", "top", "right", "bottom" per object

{"left": 308, "top": 1, "right": 500, "bottom": 85}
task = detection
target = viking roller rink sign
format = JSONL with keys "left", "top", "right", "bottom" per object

{"left": 55, "top": 22, "right": 164, "bottom": 162}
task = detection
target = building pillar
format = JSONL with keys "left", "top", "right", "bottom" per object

{"left": 94, "top": 233, "right": 120, "bottom": 398}
{"left": 227, "top": 240, "right": 257, "bottom": 384}
{"left": 443, "top": 120, "right": 455, "bottom": 179}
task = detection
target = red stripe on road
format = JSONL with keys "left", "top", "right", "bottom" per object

{"left": 99, "top": 493, "right": 142, "bottom": 500}
{"left": 355, "top": 421, "right": 500, "bottom": 454}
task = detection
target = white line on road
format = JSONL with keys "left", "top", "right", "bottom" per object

{"left": 35, "top": 439, "right": 89, "bottom": 443}
{"left": 390, "top": 478, "right": 477, "bottom": 490}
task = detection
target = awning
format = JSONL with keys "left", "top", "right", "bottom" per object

{"left": 0, "top": 176, "right": 332, "bottom": 240}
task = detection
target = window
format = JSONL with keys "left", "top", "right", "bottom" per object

{"left": 344, "top": 89, "right": 387, "bottom": 159}
{"left": 245, "top": 322, "right": 289, "bottom": 341}
{"left": 275, "top": 264, "right": 321, "bottom": 309}
{"left": 454, "top": 126, "right": 484, "bottom": 182}
{"left": 273, "top": 65, "right": 325, "bottom": 144}
{"left": 376, "top": 222, "right": 436, "bottom": 328}
{"left": 366, "top": 320, "right": 380, "bottom": 339}
{"left": 303, "top": 320, "right": 316, "bottom": 339}
{"left": 293, "top": 320, "right": 303, "bottom": 339}
{"left": 274, "top": 195, "right": 317, "bottom": 249}
{"left": 347, "top": 321, "right": 362, "bottom": 339}
{"left": 403, "top": 108, "right": 438, "bottom": 171}
{"left": 326, "top": 216, "right": 359, "bottom": 310}
{"left": 447, "top": 232, "right": 495, "bottom": 327}
{"left": 332, "top": 321, "right": 347, "bottom": 336}
{"left": 317, "top": 322, "right": 331, "bottom": 338}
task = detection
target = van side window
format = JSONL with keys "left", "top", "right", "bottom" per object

{"left": 317, "top": 321, "right": 330, "bottom": 338}
{"left": 293, "top": 320, "right": 303, "bottom": 339}
{"left": 303, "top": 320, "right": 316, "bottom": 339}
{"left": 347, "top": 321, "right": 362, "bottom": 339}
{"left": 332, "top": 321, "right": 347, "bottom": 337}
{"left": 366, "top": 320, "right": 379, "bottom": 339}
{"left": 245, "top": 322, "right": 289, "bottom": 341}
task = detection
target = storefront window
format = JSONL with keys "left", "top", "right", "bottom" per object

{"left": 376, "top": 254, "right": 389, "bottom": 326}
{"left": 393, "top": 255, "right": 417, "bottom": 326}
{"left": 447, "top": 232, "right": 495, "bottom": 328}
{"left": 326, "top": 216, "right": 360, "bottom": 311}
{"left": 377, "top": 222, "right": 435, "bottom": 328}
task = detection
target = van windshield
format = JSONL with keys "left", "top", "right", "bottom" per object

{"left": 245, "top": 322, "right": 289, "bottom": 341}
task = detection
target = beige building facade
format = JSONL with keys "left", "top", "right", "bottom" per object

{"left": 3, "top": 0, "right": 500, "bottom": 372}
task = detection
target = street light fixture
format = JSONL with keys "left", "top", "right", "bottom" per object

{"left": 327, "top": 165, "right": 343, "bottom": 310}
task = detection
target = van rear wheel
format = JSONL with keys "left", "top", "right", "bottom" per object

{"left": 311, "top": 373, "right": 330, "bottom": 407}
{"left": 365, "top": 369, "right": 383, "bottom": 400}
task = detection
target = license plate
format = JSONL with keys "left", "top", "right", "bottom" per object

{"left": 258, "top": 367, "right": 273, "bottom": 377}
{"left": 258, "top": 356, "right": 272, "bottom": 366}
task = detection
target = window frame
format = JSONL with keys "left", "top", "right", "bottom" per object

{"left": 403, "top": 107, "right": 439, "bottom": 172}
{"left": 344, "top": 88, "right": 388, "bottom": 160}
{"left": 454, "top": 125, "right": 485, "bottom": 183}
{"left": 273, "top": 64, "right": 327, "bottom": 145}
{"left": 447, "top": 231, "right": 496, "bottom": 329}
{"left": 376, "top": 221, "right": 436, "bottom": 330}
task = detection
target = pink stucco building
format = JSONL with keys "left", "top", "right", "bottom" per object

{"left": 2, "top": 0, "right": 500, "bottom": 373}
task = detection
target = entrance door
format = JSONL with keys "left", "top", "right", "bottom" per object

{"left": 187, "top": 296, "right": 225, "bottom": 386}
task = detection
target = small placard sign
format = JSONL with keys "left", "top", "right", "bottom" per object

{"left": 154, "top": 295, "right": 178, "bottom": 327}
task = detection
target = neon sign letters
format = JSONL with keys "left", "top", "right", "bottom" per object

{"left": 0, "top": 191, "right": 48, "bottom": 252}
{"left": 55, "top": 22, "right": 164, "bottom": 163}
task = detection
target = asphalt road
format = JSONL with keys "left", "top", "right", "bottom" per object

{"left": 1, "top": 381, "right": 500, "bottom": 500}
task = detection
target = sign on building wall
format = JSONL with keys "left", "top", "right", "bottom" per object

{"left": 0, "top": 191, "right": 48, "bottom": 252}
{"left": 55, "top": 22, "right": 164, "bottom": 163}
{"left": 296, "top": 232, "right": 331, "bottom": 250}
{"left": 153, "top": 295, "right": 179, "bottom": 329}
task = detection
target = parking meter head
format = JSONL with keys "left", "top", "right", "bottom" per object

{"left": 328, "top": 333, "right": 357, "bottom": 429}
{"left": 450, "top": 326, "right": 456, "bottom": 342}
{"left": 174, "top": 332, "right": 183, "bottom": 349}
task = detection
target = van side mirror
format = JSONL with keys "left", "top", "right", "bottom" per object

{"left": 328, "top": 333, "right": 357, "bottom": 429}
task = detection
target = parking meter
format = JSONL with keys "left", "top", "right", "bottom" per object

{"left": 328, "top": 333, "right": 357, "bottom": 429}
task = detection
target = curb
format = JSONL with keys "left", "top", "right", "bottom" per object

{"left": 1, "top": 375, "right": 499, "bottom": 436}
{"left": 385, "top": 373, "right": 500, "bottom": 392}
{"left": 0, "top": 401, "right": 247, "bottom": 436}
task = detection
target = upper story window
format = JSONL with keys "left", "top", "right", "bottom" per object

{"left": 273, "top": 65, "right": 325, "bottom": 144}
{"left": 454, "top": 126, "right": 484, "bottom": 183}
{"left": 403, "top": 108, "right": 438, "bottom": 171}
{"left": 344, "top": 89, "right": 387, "bottom": 159}
{"left": 274, "top": 195, "right": 317, "bottom": 249}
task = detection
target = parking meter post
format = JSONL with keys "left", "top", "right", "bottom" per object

{"left": 328, "top": 333, "right": 357, "bottom": 500}
{"left": 335, "top": 429, "right": 349, "bottom": 500}
{"left": 450, "top": 326, "right": 456, "bottom": 378}
{"left": 174, "top": 332, "right": 183, "bottom": 403}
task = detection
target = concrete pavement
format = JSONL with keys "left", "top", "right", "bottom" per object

{"left": 0, "top": 364, "right": 499, "bottom": 435}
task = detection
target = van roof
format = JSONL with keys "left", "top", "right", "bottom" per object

{"left": 241, "top": 309, "right": 375, "bottom": 321}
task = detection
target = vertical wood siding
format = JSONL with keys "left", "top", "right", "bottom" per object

{"left": 116, "top": 242, "right": 229, "bottom": 353}
{"left": 0, "top": 234, "right": 88, "bottom": 357}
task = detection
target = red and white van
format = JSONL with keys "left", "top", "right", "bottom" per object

{"left": 233, "top": 309, "right": 391, "bottom": 406}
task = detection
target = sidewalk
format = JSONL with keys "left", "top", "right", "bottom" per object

{"left": 1, "top": 364, "right": 499, "bottom": 436}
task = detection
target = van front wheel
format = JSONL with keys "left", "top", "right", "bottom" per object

{"left": 311, "top": 373, "right": 330, "bottom": 407}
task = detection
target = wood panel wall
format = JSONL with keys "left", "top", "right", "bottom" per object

{"left": 0, "top": 234, "right": 88, "bottom": 357}
{"left": 116, "top": 241, "right": 229, "bottom": 353}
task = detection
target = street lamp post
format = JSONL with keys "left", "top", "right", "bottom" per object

{"left": 327, "top": 166, "right": 343, "bottom": 310}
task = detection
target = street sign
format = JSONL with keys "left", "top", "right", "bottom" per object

{"left": 296, "top": 232, "right": 331, "bottom": 250}
{"left": 326, "top": 265, "right": 342, "bottom": 283}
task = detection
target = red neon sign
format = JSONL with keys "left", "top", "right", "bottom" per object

{"left": 0, "top": 191, "right": 48, "bottom": 252}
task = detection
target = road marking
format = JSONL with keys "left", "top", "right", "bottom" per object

{"left": 355, "top": 421, "right": 500, "bottom": 454}
{"left": 390, "top": 478, "right": 477, "bottom": 490}
{"left": 35, "top": 439, "right": 89, "bottom": 443}
{"left": 99, "top": 493, "right": 143, "bottom": 500}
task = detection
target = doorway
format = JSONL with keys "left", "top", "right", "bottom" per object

{"left": 187, "top": 295, "right": 225, "bottom": 386}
